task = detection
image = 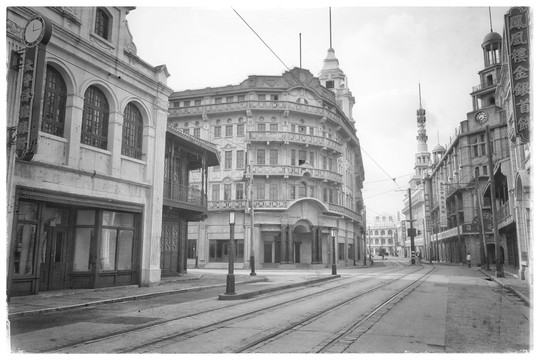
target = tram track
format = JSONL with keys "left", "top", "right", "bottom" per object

{"left": 118, "top": 263, "right": 428, "bottom": 353}
{"left": 230, "top": 265, "right": 437, "bottom": 353}
{"left": 45, "top": 261, "right": 407, "bottom": 353}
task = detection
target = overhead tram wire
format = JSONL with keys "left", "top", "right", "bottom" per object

{"left": 232, "top": 8, "right": 303, "bottom": 84}
{"left": 360, "top": 145, "right": 403, "bottom": 191}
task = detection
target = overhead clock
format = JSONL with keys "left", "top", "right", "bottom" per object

{"left": 23, "top": 15, "right": 52, "bottom": 48}
{"left": 474, "top": 111, "right": 489, "bottom": 125}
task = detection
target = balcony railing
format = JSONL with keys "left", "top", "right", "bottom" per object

{"left": 169, "top": 100, "right": 357, "bottom": 140}
{"left": 207, "top": 197, "right": 362, "bottom": 222}
{"left": 250, "top": 164, "right": 343, "bottom": 183}
{"left": 497, "top": 201, "right": 511, "bottom": 223}
{"left": 248, "top": 131, "right": 343, "bottom": 153}
{"left": 163, "top": 181, "right": 207, "bottom": 209}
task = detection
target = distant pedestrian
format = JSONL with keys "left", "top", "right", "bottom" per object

{"left": 467, "top": 253, "right": 472, "bottom": 268}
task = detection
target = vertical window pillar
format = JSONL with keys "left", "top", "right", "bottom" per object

{"left": 109, "top": 111, "right": 124, "bottom": 177}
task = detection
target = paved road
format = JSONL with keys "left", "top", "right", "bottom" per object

{"left": 8, "top": 260, "right": 530, "bottom": 353}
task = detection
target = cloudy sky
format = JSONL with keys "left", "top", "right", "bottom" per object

{"left": 126, "top": 1, "right": 514, "bottom": 221}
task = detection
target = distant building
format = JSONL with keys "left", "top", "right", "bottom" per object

{"left": 426, "top": 16, "right": 512, "bottom": 267}
{"left": 366, "top": 215, "right": 398, "bottom": 257}
{"left": 401, "top": 87, "right": 430, "bottom": 260}
{"left": 496, "top": 7, "right": 532, "bottom": 281}
{"left": 168, "top": 49, "right": 365, "bottom": 270}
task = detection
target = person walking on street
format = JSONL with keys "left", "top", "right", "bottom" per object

{"left": 467, "top": 252, "right": 472, "bottom": 268}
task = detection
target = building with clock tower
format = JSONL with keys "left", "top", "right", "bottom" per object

{"left": 425, "top": 22, "right": 514, "bottom": 269}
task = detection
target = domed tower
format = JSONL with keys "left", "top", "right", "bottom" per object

{"left": 468, "top": 11, "right": 503, "bottom": 129}
{"left": 432, "top": 143, "right": 446, "bottom": 166}
{"left": 470, "top": 27, "right": 502, "bottom": 112}
{"left": 318, "top": 8, "right": 355, "bottom": 121}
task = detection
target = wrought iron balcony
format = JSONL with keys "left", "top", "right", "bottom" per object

{"left": 250, "top": 164, "right": 343, "bottom": 183}
{"left": 248, "top": 131, "right": 343, "bottom": 154}
{"left": 163, "top": 181, "right": 207, "bottom": 211}
{"left": 169, "top": 100, "right": 357, "bottom": 140}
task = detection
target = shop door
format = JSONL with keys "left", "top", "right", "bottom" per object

{"left": 39, "top": 226, "right": 68, "bottom": 291}
{"left": 161, "top": 221, "right": 180, "bottom": 275}
{"left": 264, "top": 243, "right": 273, "bottom": 263}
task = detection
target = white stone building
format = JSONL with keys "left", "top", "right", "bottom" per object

{"left": 168, "top": 49, "right": 366, "bottom": 270}
{"left": 6, "top": 7, "right": 172, "bottom": 297}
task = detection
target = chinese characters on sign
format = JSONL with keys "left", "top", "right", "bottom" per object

{"left": 438, "top": 182, "right": 448, "bottom": 228}
{"left": 505, "top": 7, "right": 530, "bottom": 143}
{"left": 16, "top": 46, "right": 38, "bottom": 160}
{"left": 424, "top": 193, "right": 431, "bottom": 232}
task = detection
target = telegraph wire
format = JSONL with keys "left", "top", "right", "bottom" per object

{"left": 232, "top": 8, "right": 292, "bottom": 74}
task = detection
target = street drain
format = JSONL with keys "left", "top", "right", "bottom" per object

{"left": 484, "top": 278, "right": 493, "bottom": 281}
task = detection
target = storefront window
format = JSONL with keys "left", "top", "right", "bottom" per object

{"left": 101, "top": 211, "right": 135, "bottom": 271}
{"left": 101, "top": 229, "right": 117, "bottom": 270}
{"left": 13, "top": 202, "right": 39, "bottom": 276}
{"left": 14, "top": 223, "right": 36, "bottom": 276}
{"left": 117, "top": 230, "right": 133, "bottom": 270}
{"left": 73, "top": 228, "right": 93, "bottom": 271}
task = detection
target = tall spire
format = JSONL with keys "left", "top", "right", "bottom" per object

{"left": 418, "top": 83, "right": 422, "bottom": 109}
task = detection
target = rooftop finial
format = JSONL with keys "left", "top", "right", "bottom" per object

{"left": 489, "top": 7, "right": 493, "bottom": 32}
{"left": 329, "top": 7, "right": 333, "bottom": 49}
{"left": 418, "top": 83, "right": 422, "bottom": 109}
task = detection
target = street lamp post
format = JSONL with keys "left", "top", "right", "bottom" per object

{"left": 225, "top": 211, "right": 236, "bottom": 295}
{"left": 331, "top": 228, "right": 337, "bottom": 275}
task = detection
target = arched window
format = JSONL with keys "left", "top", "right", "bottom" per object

{"left": 95, "top": 8, "right": 110, "bottom": 40}
{"left": 82, "top": 86, "right": 109, "bottom": 149}
{"left": 381, "top": 230, "right": 386, "bottom": 235}
{"left": 299, "top": 182, "right": 307, "bottom": 197}
{"left": 41, "top": 65, "right": 66, "bottom": 137}
{"left": 122, "top": 102, "right": 143, "bottom": 159}
{"left": 374, "top": 230, "right": 379, "bottom": 235}
{"left": 388, "top": 230, "right": 393, "bottom": 235}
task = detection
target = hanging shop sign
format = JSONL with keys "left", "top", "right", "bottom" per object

{"left": 505, "top": 7, "right": 530, "bottom": 143}
{"left": 16, "top": 15, "right": 52, "bottom": 161}
{"left": 438, "top": 182, "right": 448, "bottom": 228}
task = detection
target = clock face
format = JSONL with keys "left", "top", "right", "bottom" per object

{"left": 475, "top": 111, "right": 488, "bottom": 125}
{"left": 23, "top": 16, "right": 51, "bottom": 47}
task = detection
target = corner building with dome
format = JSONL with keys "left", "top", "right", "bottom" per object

{"left": 168, "top": 48, "right": 366, "bottom": 271}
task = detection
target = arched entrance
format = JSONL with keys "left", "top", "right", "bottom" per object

{"left": 292, "top": 220, "right": 312, "bottom": 264}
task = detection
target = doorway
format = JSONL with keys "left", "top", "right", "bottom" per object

{"left": 39, "top": 226, "right": 68, "bottom": 291}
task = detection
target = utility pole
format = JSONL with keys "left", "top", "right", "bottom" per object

{"left": 486, "top": 125, "right": 504, "bottom": 277}
{"left": 408, "top": 188, "right": 416, "bottom": 264}
{"left": 475, "top": 175, "right": 490, "bottom": 271}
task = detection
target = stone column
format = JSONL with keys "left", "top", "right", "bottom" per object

{"left": 288, "top": 225, "right": 294, "bottom": 263}
{"left": 281, "top": 224, "right": 287, "bottom": 263}
{"left": 311, "top": 225, "right": 317, "bottom": 263}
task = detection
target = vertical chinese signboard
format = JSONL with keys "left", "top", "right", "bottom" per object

{"left": 424, "top": 192, "right": 431, "bottom": 233}
{"left": 16, "top": 16, "right": 52, "bottom": 161}
{"left": 505, "top": 7, "right": 530, "bottom": 143}
{"left": 438, "top": 182, "right": 448, "bottom": 228}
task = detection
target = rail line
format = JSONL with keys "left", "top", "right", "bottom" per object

{"left": 231, "top": 265, "right": 437, "bottom": 353}
{"left": 46, "top": 260, "right": 413, "bottom": 353}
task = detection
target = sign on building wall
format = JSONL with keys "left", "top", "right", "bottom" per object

{"left": 505, "top": 7, "right": 530, "bottom": 143}
{"left": 438, "top": 182, "right": 448, "bottom": 228}
{"left": 17, "top": 16, "right": 52, "bottom": 161}
{"left": 424, "top": 192, "right": 431, "bottom": 232}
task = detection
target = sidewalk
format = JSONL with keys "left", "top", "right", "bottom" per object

{"left": 7, "top": 269, "right": 340, "bottom": 319}
{"left": 478, "top": 266, "right": 531, "bottom": 306}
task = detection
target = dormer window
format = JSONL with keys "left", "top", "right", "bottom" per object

{"left": 95, "top": 8, "right": 111, "bottom": 40}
